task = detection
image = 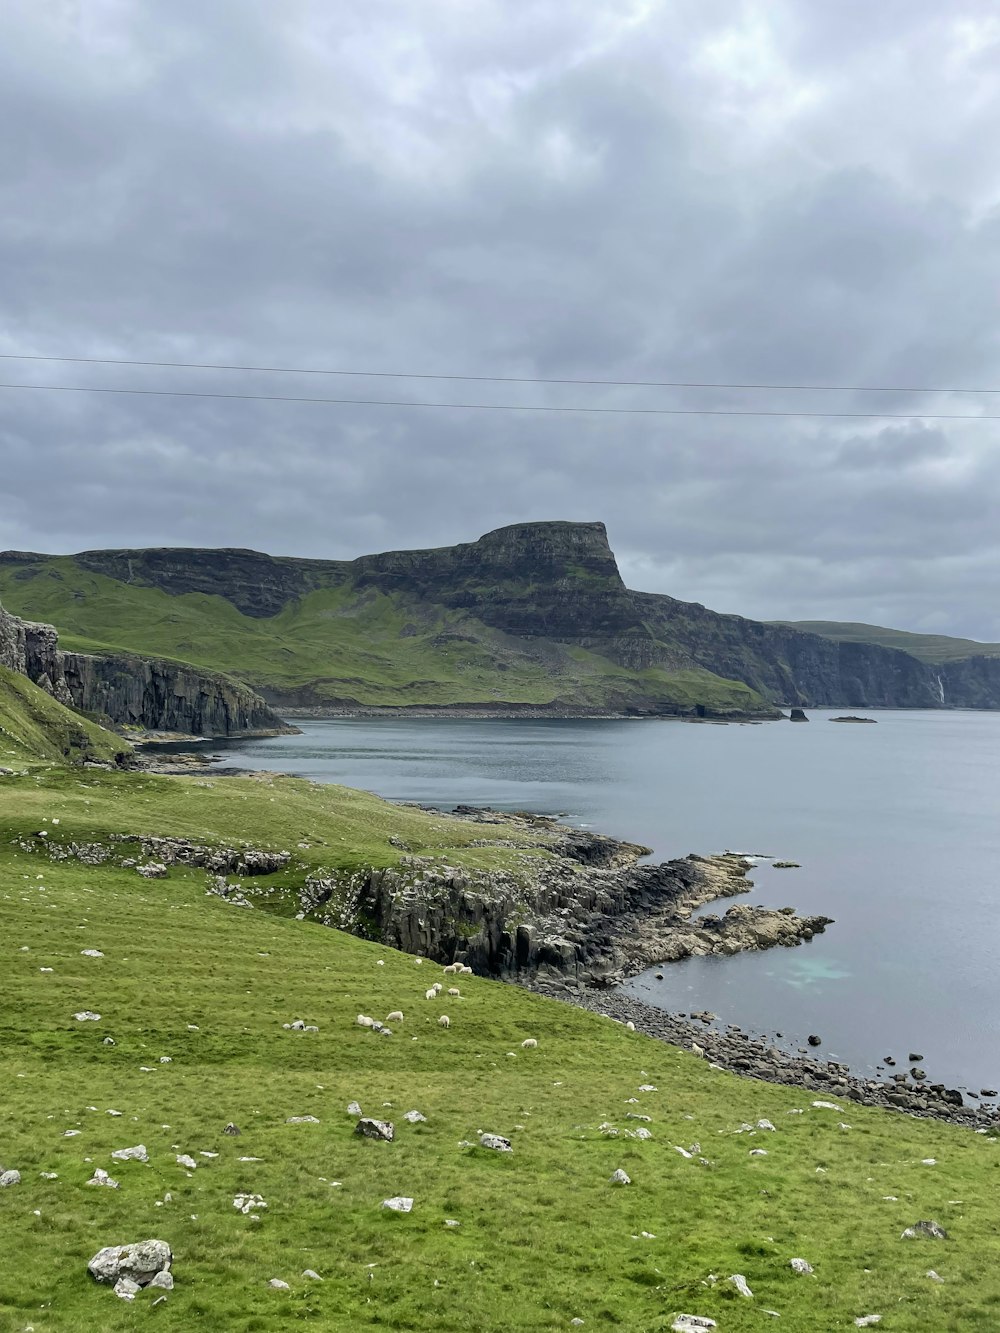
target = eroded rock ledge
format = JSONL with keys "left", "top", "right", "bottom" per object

{"left": 302, "top": 808, "right": 832, "bottom": 986}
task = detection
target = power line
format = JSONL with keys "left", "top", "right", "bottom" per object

{"left": 0, "top": 350, "right": 996, "bottom": 396}
{"left": 0, "top": 379, "right": 997, "bottom": 421}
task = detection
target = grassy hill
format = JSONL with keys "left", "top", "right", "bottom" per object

{"left": 1, "top": 760, "right": 999, "bottom": 1330}
{"left": 776, "top": 621, "right": 1000, "bottom": 665}
{"left": 0, "top": 558, "right": 771, "bottom": 717}
{"left": 0, "top": 664, "right": 131, "bottom": 767}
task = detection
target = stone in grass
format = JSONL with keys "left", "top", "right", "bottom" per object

{"left": 222, "top": 1123, "right": 241, "bottom": 1136}
{"left": 789, "top": 1257, "right": 814, "bottom": 1274}
{"left": 176, "top": 1154, "right": 198, "bottom": 1170}
{"left": 672, "top": 1317, "right": 717, "bottom": 1331}
{"left": 114, "top": 1277, "right": 140, "bottom": 1301}
{"left": 355, "top": 1118, "right": 394, "bottom": 1142}
{"left": 268, "top": 1278, "right": 290, "bottom": 1290}
{"left": 286, "top": 1116, "right": 321, "bottom": 1125}
{"left": 234, "top": 1193, "right": 268, "bottom": 1215}
{"left": 149, "top": 1271, "right": 173, "bottom": 1290}
{"left": 346, "top": 1101, "right": 363, "bottom": 1117}
{"left": 609, "top": 1169, "right": 631, "bottom": 1185}
{"left": 87, "top": 1168, "right": 119, "bottom": 1188}
{"left": 382, "top": 1196, "right": 414, "bottom": 1212}
{"left": 479, "top": 1133, "right": 512, "bottom": 1153}
{"left": 855, "top": 1318, "right": 881, "bottom": 1328}
{"left": 74, "top": 1011, "right": 101, "bottom": 1022}
{"left": 0, "top": 1169, "right": 21, "bottom": 1188}
{"left": 81, "top": 949, "right": 104, "bottom": 958}
{"left": 111, "top": 1145, "right": 148, "bottom": 1162}
{"left": 728, "top": 1274, "right": 753, "bottom": 1298}
{"left": 87, "top": 1239, "right": 172, "bottom": 1287}
{"left": 302, "top": 1270, "right": 323, "bottom": 1281}
{"left": 403, "top": 1110, "right": 427, "bottom": 1124}
{"left": 901, "top": 1220, "right": 949, "bottom": 1240}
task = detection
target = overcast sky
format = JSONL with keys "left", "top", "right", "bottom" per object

{"left": 2, "top": 1, "right": 1000, "bottom": 639}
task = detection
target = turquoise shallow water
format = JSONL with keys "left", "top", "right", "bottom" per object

{"left": 213, "top": 711, "right": 1000, "bottom": 1093}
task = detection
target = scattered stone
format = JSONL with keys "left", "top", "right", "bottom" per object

{"left": 87, "top": 1239, "right": 172, "bottom": 1287}
{"left": 136, "top": 863, "right": 167, "bottom": 878}
{"left": 444, "top": 1218, "right": 460, "bottom": 1227}
{"left": 346, "top": 1102, "right": 363, "bottom": 1117}
{"left": 854, "top": 1318, "right": 881, "bottom": 1328}
{"left": 160, "top": 1056, "right": 173, "bottom": 1064}
{"left": 926, "top": 1270, "right": 944, "bottom": 1282}
{"left": 222, "top": 1123, "right": 241, "bottom": 1136}
{"left": 302, "top": 1269, "right": 322, "bottom": 1280}
{"left": 149, "top": 1271, "right": 173, "bottom": 1290}
{"left": 114, "top": 1277, "right": 140, "bottom": 1301}
{"left": 110, "top": 1145, "right": 148, "bottom": 1162}
{"left": 479, "top": 1133, "right": 513, "bottom": 1153}
{"left": 728, "top": 1274, "right": 753, "bottom": 1298}
{"left": 609, "top": 1169, "right": 631, "bottom": 1185}
{"left": 790, "top": 1258, "right": 814, "bottom": 1274}
{"left": 74, "top": 1011, "right": 101, "bottom": 1022}
{"left": 268, "top": 1278, "right": 290, "bottom": 1290}
{"left": 233, "top": 1193, "right": 267, "bottom": 1214}
{"left": 86, "top": 1168, "right": 119, "bottom": 1188}
{"left": 901, "top": 1220, "right": 948, "bottom": 1240}
{"left": 356, "top": 1015, "right": 375, "bottom": 1028}
{"left": 749, "top": 1149, "right": 768, "bottom": 1157}
{"left": 176, "top": 1154, "right": 197, "bottom": 1170}
{"left": 909, "top": 1053, "right": 924, "bottom": 1063}
{"left": 355, "top": 1118, "right": 394, "bottom": 1142}
{"left": 81, "top": 949, "right": 104, "bottom": 958}
{"left": 807, "top": 1035, "right": 822, "bottom": 1047}
{"left": 672, "top": 1317, "right": 717, "bottom": 1331}
{"left": 811, "top": 1101, "right": 842, "bottom": 1111}
{"left": 286, "top": 1116, "right": 320, "bottom": 1125}
{"left": 102, "top": 1037, "right": 115, "bottom": 1046}
{"left": 382, "top": 1196, "right": 414, "bottom": 1212}
{"left": 0, "top": 1169, "right": 21, "bottom": 1187}
{"left": 403, "top": 1110, "right": 427, "bottom": 1124}
{"left": 637, "top": 1084, "right": 657, "bottom": 1092}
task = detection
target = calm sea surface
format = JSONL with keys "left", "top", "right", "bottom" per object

{"left": 213, "top": 712, "right": 1000, "bottom": 1092}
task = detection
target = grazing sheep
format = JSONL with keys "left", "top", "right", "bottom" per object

{"left": 447, "top": 987, "right": 461, "bottom": 997}
{"left": 438, "top": 1015, "right": 450, "bottom": 1028}
{"left": 432, "top": 982, "right": 443, "bottom": 994}
{"left": 459, "top": 965, "right": 474, "bottom": 975}
{"left": 625, "top": 1021, "right": 636, "bottom": 1032}
{"left": 425, "top": 988, "right": 437, "bottom": 1000}
{"left": 442, "top": 963, "right": 460, "bottom": 975}
{"left": 521, "top": 1038, "right": 538, "bottom": 1049}
{"left": 386, "top": 1011, "right": 404, "bottom": 1023}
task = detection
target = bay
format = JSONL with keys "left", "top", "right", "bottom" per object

{"left": 213, "top": 711, "right": 1000, "bottom": 1094}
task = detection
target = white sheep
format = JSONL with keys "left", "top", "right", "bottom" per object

{"left": 424, "top": 988, "right": 437, "bottom": 1000}
{"left": 625, "top": 1021, "right": 636, "bottom": 1032}
{"left": 521, "top": 1038, "right": 537, "bottom": 1049}
{"left": 432, "top": 982, "right": 443, "bottom": 994}
{"left": 459, "top": 965, "right": 473, "bottom": 975}
{"left": 442, "top": 963, "right": 460, "bottom": 975}
{"left": 438, "top": 1014, "right": 450, "bottom": 1028}
{"left": 386, "top": 1011, "right": 404, "bottom": 1023}
{"left": 447, "top": 987, "right": 461, "bottom": 997}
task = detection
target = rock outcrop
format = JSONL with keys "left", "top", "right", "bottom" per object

{"left": 0, "top": 598, "right": 289, "bottom": 737}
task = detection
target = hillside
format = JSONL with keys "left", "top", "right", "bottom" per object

{"left": 0, "top": 664, "right": 131, "bottom": 767}
{"left": 3, "top": 520, "right": 1000, "bottom": 712}
{"left": 777, "top": 620, "right": 1000, "bottom": 665}
{"left": 2, "top": 761, "right": 997, "bottom": 1330}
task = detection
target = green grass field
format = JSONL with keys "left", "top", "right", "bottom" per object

{"left": 0, "top": 666, "right": 130, "bottom": 767}
{"left": 2, "top": 753, "right": 999, "bottom": 1331}
{"left": 0, "top": 560, "right": 771, "bottom": 715}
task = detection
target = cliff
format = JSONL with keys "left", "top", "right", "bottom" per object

{"left": 2, "top": 520, "right": 998, "bottom": 711}
{"left": 0, "top": 599, "right": 291, "bottom": 737}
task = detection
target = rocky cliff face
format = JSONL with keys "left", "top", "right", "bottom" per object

{"left": 0, "top": 599, "right": 289, "bottom": 737}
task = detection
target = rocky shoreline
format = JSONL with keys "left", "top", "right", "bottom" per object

{"left": 522, "top": 981, "right": 998, "bottom": 1130}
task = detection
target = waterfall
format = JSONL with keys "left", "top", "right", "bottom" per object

{"left": 935, "top": 673, "right": 945, "bottom": 705}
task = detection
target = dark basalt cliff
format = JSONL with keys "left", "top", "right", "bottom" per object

{"left": 0, "top": 599, "right": 289, "bottom": 737}
{"left": 5, "top": 519, "right": 999, "bottom": 710}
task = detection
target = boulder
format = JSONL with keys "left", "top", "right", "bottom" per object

{"left": 479, "top": 1133, "right": 513, "bottom": 1153}
{"left": 87, "top": 1239, "right": 172, "bottom": 1287}
{"left": 381, "top": 1196, "right": 414, "bottom": 1212}
{"left": 111, "top": 1145, "right": 148, "bottom": 1162}
{"left": 355, "top": 1118, "right": 394, "bottom": 1142}
{"left": 901, "top": 1220, "right": 948, "bottom": 1240}
{"left": 0, "top": 1169, "right": 21, "bottom": 1188}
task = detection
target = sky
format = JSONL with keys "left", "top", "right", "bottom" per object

{"left": 2, "top": 1, "right": 1000, "bottom": 639}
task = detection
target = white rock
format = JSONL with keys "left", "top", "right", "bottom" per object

{"left": 790, "top": 1258, "right": 814, "bottom": 1274}
{"left": 749, "top": 1148, "right": 768, "bottom": 1156}
{"left": 302, "top": 1269, "right": 323, "bottom": 1280}
{"left": 86, "top": 1168, "right": 119, "bottom": 1188}
{"left": 356, "top": 1015, "right": 375, "bottom": 1028}
{"left": 234, "top": 1193, "right": 267, "bottom": 1214}
{"left": 671, "top": 1317, "right": 716, "bottom": 1331}
{"left": 811, "top": 1100, "right": 841, "bottom": 1111}
{"left": 0, "top": 1169, "right": 21, "bottom": 1187}
{"left": 757, "top": 1119, "right": 777, "bottom": 1132}
{"left": 87, "top": 1238, "right": 172, "bottom": 1286}
{"left": 176, "top": 1154, "right": 197, "bottom": 1170}
{"left": 286, "top": 1116, "right": 320, "bottom": 1124}
{"left": 107, "top": 1109, "right": 123, "bottom": 1117}
{"left": 673, "top": 1146, "right": 693, "bottom": 1159}
{"left": 637, "top": 1084, "right": 657, "bottom": 1092}
{"left": 926, "top": 1270, "right": 944, "bottom": 1282}
{"left": 922, "top": 1158, "right": 937, "bottom": 1165}
{"left": 347, "top": 1101, "right": 363, "bottom": 1117}
{"left": 268, "top": 1278, "right": 290, "bottom": 1289}
{"left": 62, "top": 1130, "right": 81, "bottom": 1138}
{"left": 102, "top": 1037, "right": 116, "bottom": 1046}
{"left": 74, "top": 1011, "right": 101, "bottom": 1021}
{"left": 444, "top": 1218, "right": 460, "bottom": 1227}
{"left": 728, "top": 1274, "right": 753, "bottom": 1298}
{"left": 479, "top": 1133, "right": 512, "bottom": 1153}
{"left": 854, "top": 1318, "right": 881, "bottom": 1328}
{"left": 114, "top": 1277, "right": 140, "bottom": 1301}
{"left": 627, "top": 1127, "right": 653, "bottom": 1141}
{"left": 609, "top": 1169, "right": 631, "bottom": 1185}
{"left": 149, "top": 1271, "right": 173, "bottom": 1290}
{"left": 382, "top": 1196, "right": 414, "bottom": 1212}
{"left": 403, "top": 1110, "right": 427, "bottom": 1123}
{"left": 40, "top": 1172, "right": 58, "bottom": 1179}
{"left": 160, "top": 1056, "right": 172, "bottom": 1064}
{"left": 81, "top": 949, "right": 104, "bottom": 958}
{"left": 111, "top": 1145, "right": 148, "bottom": 1162}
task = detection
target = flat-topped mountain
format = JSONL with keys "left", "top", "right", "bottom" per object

{"left": 3, "top": 520, "right": 998, "bottom": 714}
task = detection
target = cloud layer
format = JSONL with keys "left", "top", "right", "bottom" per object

{"left": 3, "top": 1, "right": 1000, "bottom": 638}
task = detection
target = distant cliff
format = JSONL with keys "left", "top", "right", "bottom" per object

{"left": 0, "top": 599, "right": 292, "bottom": 737}
{"left": 2, "top": 520, "right": 999, "bottom": 712}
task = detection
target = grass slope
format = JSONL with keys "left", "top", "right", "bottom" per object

{"left": 1, "top": 766, "right": 999, "bottom": 1331}
{"left": 776, "top": 621, "right": 1000, "bottom": 665}
{"left": 0, "top": 560, "right": 770, "bottom": 715}
{"left": 0, "top": 665, "right": 130, "bottom": 767}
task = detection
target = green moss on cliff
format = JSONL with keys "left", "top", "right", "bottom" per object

{"left": 0, "top": 665, "right": 130, "bottom": 766}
